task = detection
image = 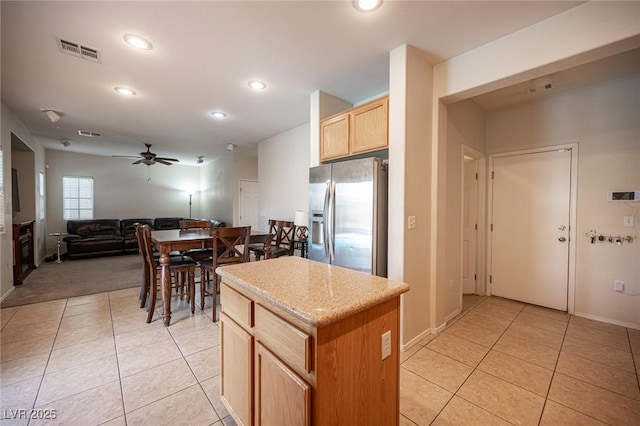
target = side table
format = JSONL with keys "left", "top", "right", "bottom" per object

{"left": 48, "top": 232, "right": 67, "bottom": 263}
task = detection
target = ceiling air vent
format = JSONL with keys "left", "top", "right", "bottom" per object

{"left": 78, "top": 130, "right": 101, "bottom": 138}
{"left": 57, "top": 38, "right": 101, "bottom": 63}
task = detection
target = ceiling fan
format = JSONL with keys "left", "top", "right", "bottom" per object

{"left": 113, "top": 143, "right": 179, "bottom": 166}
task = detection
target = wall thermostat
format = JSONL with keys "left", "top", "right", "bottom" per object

{"left": 607, "top": 191, "right": 640, "bottom": 202}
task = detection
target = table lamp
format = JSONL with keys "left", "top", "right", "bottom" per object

{"left": 294, "top": 210, "right": 309, "bottom": 241}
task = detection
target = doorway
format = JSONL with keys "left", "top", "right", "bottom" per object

{"left": 489, "top": 145, "right": 577, "bottom": 311}
{"left": 461, "top": 146, "right": 486, "bottom": 300}
{"left": 238, "top": 179, "right": 259, "bottom": 229}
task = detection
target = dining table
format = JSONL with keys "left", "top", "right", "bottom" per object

{"left": 151, "top": 228, "right": 272, "bottom": 326}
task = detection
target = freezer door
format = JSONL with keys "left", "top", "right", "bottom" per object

{"left": 331, "top": 158, "right": 376, "bottom": 274}
{"left": 308, "top": 165, "right": 331, "bottom": 264}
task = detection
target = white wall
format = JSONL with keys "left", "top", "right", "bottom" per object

{"left": 232, "top": 154, "right": 258, "bottom": 226}
{"left": 486, "top": 74, "right": 640, "bottom": 327}
{"left": 258, "top": 123, "right": 310, "bottom": 231}
{"left": 200, "top": 155, "right": 233, "bottom": 225}
{"left": 45, "top": 149, "right": 201, "bottom": 251}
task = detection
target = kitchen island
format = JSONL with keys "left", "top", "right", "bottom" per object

{"left": 216, "top": 256, "right": 410, "bottom": 426}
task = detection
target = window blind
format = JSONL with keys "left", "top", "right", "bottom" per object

{"left": 63, "top": 176, "right": 94, "bottom": 220}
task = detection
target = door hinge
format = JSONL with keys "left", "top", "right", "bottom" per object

{"left": 491, "top": 224, "right": 493, "bottom": 232}
{"left": 491, "top": 171, "right": 495, "bottom": 179}
{"left": 490, "top": 275, "right": 493, "bottom": 283}
{"left": 474, "top": 274, "right": 477, "bottom": 281}
{"left": 475, "top": 224, "right": 478, "bottom": 230}
{"left": 475, "top": 172, "right": 478, "bottom": 180}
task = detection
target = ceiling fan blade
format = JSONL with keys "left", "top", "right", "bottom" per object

{"left": 113, "top": 155, "right": 142, "bottom": 159}
{"left": 155, "top": 158, "right": 173, "bottom": 165}
{"left": 155, "top": 157, "right": 179, "bottom": 162}
{"left": 132, "top": 159, "right": 143, "bottom": 165}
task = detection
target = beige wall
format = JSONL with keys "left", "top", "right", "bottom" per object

{"left": 1, "top": 102, "right": 46, "bottom": 302}
{"left": 486, "top": 74, "right": 640, "bottom": 327}
{"left": 389, "top": 45, "right": 434, "bottom": 346}
{"left": 257, "top": 123, "right": 310, "bottom": 231}
{"left": 443, "top": 100, "right": 487, "bottom": 319}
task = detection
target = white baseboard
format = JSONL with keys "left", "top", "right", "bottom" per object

{"left": 401, "top": 328, "right": 433, "bottom": 352}
{"left": 573, "top": 311, "right": 640, "bottom": 331}
{"left": 444, "top": 308, "right": 462, "bottom": 324}
{"left": 1, "top": 286, "right": 16, "bottom": 303}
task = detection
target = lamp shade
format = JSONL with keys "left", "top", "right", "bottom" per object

{"left": 294, "top": 210, "right": 308, "bottom": 227}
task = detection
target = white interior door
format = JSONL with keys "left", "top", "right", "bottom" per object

{"left": 462, "top": 157, "right": 478, "bottom": 294}
{"left": 239, "top": 180, "right": 259, "bottom": 229}
{"left": 491, "top": 149, "right": 572, "bottom": 311}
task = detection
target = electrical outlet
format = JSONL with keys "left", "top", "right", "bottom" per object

{"left": 381, "top": 330, "right": 391, "bottom": 360}
{"left": 614, "top": 280, "right": 624, "bottom": 293}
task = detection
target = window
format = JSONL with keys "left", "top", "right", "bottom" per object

{"left": 63, "top": 176, "right": 94, "bottom": 220}
{"left": 39, "top": 171, "right": 45, "bottom": 221}
{"left": 0, "top": 146, "right": 4, "bottom": 233}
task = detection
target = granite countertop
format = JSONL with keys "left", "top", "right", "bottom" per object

{"left": 216, "top": 256, "right": 410, "bottom": 327}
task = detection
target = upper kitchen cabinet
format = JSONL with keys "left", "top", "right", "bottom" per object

{"left": 320, "top": 96, "right": 388, "bottom": 162}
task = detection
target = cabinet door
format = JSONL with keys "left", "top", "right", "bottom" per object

{"left": 320, "top": 113, "right": 350, "bottom": 161}
{"left": 350, "top": 97, "right": 388, "bottom": 154}
{"left": 221, "top": 313, "right": 253, "bottom": 426}
{"left": 255, "top": 342, "right": 311, "bottom": 426}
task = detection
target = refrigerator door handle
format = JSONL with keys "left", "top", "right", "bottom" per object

{"left": 323, "top": 180, "right": 331, "bottom": 259}
{"left": 329, "top": 181, "right": 336, "bottom": 262}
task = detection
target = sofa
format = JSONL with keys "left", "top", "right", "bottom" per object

{"left": 64, "top": 217, "right": 226, "bottom": 259}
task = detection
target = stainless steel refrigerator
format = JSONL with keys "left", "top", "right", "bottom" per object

{"left": 308, "top": 157, "right": 387, "bottom": 276}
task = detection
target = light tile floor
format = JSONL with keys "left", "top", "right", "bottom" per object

{"left": 401, "top": 295, "right": 640, "bottom": 425}
{"left": 2, "top": 289, "right": 639, "bottom": 425}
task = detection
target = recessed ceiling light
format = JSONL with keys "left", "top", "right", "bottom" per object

{"left": 248, "top": 80, "right": 267, "bottom": 90}
{"left": 353, "top": 0, "right": 383, "bottom": 12}
{"left": 210, "top": 111, "right": 227, "bottom": 119}
{"left": 123, "top": 34, "right": 153, "bottom": 50}
{"left": 114, "top": 87, "right": 136, "bottom": 96}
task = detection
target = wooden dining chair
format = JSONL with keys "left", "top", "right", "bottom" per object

{"left": 178, "top": 219, "right": 213, "bottom": 261}
{"left": 199, "top": 226, "right": 251, "bottom": 321}
{"left": 139, "top": 224, "right": 197, "bottom": 324}
{"left": 249, "top": 219, "right": 277, "bottom": 261}
{"left": 274, "top": 220, "right": 296, "bottom": 257}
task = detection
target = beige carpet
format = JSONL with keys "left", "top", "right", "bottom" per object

{"left": 1, "top": 254, "right": 143, "bottom": 308}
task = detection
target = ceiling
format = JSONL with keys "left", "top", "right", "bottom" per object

{"left": 1, "top": 0, "right": 612, "bottom": 166}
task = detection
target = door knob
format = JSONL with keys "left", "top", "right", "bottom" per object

{"left": 558, "top": 237, "right": 567, "bottom": 242}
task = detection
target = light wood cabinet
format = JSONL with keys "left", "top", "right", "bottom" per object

{"left": 320, "top": 96, "right": 388, "bottom": 162}
{"left": 255, "top": 342, "right": 311, "bottom": 426}
{"left": 220, "top": 280, "right": 401, "bottom": 426}
{"left": 220, "top": 313, "right": 253, "bottom": 426}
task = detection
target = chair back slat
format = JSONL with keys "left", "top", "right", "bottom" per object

{"left": 275, "top": 220, "right": 296, "bottom": 256}
{"left": 211, "top": 226, "right": 251, "bottom": 266}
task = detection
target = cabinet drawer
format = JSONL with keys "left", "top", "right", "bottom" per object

{"left": 254, "top": 304, "right": 312, "bottom": 373}
{"left": 221, "top": 283, "right": 254, "bottom": 330}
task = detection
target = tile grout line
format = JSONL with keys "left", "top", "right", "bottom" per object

{"left": 108, "top": 290, "right": 128, "bottom": 426}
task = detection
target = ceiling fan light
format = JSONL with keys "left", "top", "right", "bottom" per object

{"left": 226, "top": 143, "right": 235, "bottom": 152}
{"left": 114, "top": 87, "right": 136, "bottom": 96}
{"left": 123, "top": 34, "right": 153, "bottom": 50}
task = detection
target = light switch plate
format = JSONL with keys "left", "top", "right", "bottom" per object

{"left": 408, "top": 216, "right": 416, "bottom": 229}
{"left": 624, "top": 216, "right": 634, "bottom": 227}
